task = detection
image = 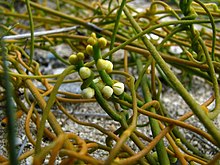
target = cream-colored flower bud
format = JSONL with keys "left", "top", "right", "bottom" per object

{"left": 68, "top": 54, "right": 78, "bottom": 65}
{"left": 112, "top": 82, "right": 124, "bottom": 95}
{"left": 96, "top": 59, "right": 106, "bottom": 70}
{"left": 86, "top": 45, "right": 93, "bottom": 56}
{"left": 105, "top": 60, "right": 113, "bottom": 73}
{"left": 102, "top": 86, "right": 113, "bottom": 99}
{"left": 87, "top": 37, "right": 97, "bottom": 46}
{"left": 82, "top": 87, "right": 95, "bottom": 99}
{"left": 96, "top": 59, "right": 113, "bottom": 73}
{"left": 77, "top": 52, "right": 84, "bottom": 60}
{"left": 98, "top": 37, "right": 107, "bottom": 48}
{"left": 79, "top": 67, "right": 91, "bottom": 79}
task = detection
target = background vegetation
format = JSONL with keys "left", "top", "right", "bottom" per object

{"left": 0, "top": 0, "right": 220, "bottom": 164}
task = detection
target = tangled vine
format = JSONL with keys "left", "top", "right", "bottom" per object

{"left": 0, "top": 0, "right": 220, "bottom": 164}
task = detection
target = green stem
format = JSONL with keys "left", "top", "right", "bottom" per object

{"left": 35, "top": 65, "right": 75, "bottom": 153}
{"left": 106, "top": 75, "right": 138, "bottom": 164}
{"left": 91, "top": 42, "right": 156, "bottom": 164}
{"left": 56, "top": 0, "right": 60, "bottom": 11}
{"left": 134, "top": 56, "right": 153, "bottom": 90}
{"left": 25, "top": 0, "right": 35, "bottom": 66}
{"left": 98, "top": 19, "right": 220, "bottom": 65}
{"left": 123, "top": 5, "right": 220, "bottom": 147}
{"left": 123, "top": 7, "right": 170, "bottom": 165}
{"left": 93, "top": 43, "right": 113, "bottom": 86}
{"left": 90, "top": 82, "right": 121, "bottom": 121}
{"left": 136, "top": 56, "right": 170, "bottom": 165}
{"left": 194, "top": 0, "right": 216, "bottom": 61}
{"left": 109, "top": 0, "right": 126, "bottom": 60}
{"left": 198, "top": 38, "right": 220, "bottom": 119}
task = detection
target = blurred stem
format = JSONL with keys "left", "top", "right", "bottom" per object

{"left": 10, "top": 52, "right": 75, "bottom": 153}
{"left": 1, "top": 35, "right": 18, "bottom": 165}
{"left": 56, "top": 0, "right": 60, "bottom": 11}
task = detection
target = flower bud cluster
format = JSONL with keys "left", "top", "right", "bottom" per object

{"left": 68, "top": 52, "right": 85, "bottom": 65}
{"left": 92, "top": 78, "right": 125, "bottom": 99}
{"left": 86, "top": 33, "right": 107, "bottom": 57}
{"left": 87, "top": 32, "right": 97, "bottom": 46}
{"left": 72, "top": 33, "right": 125, "bottom": 100}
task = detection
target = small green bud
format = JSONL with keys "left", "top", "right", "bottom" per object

{"left": 82, "top": 87, "right": 95, "bottom": 99}
{"left": 98, "top": 37, "right": 107, "bottom": 48}
{"left": 112, "top": 82, "right": 124, "bottom": 95}
{"left": 91, "top": 32, "right": 97, "bottom": 39}
{"left": 79, "top": 67, "right": 91, "bottom": 79}
{"left": 87, "top": 37, "right": 97, "bottom": 45}
{"left": 102, "top": 86, "right": 113, "bottom": 99}
{"left": 86, "top": 45, "right": 93, "bottom": 56}
{"left": 77, "top": 52, "right": 84, "bottom": 60}
{"left": 69, "top": 54, "right": 78, "bottom": 65}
